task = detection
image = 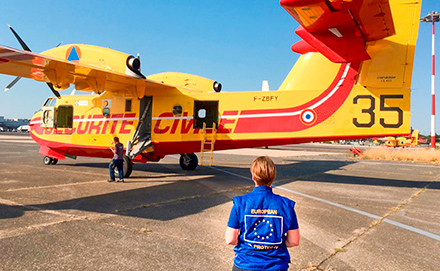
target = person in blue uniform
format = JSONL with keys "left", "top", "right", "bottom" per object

{"left": 225, "top": 156, "right": 300, "bottom": 271}
{"left": 108, "top": 136, "right": 124, "bottom": 182}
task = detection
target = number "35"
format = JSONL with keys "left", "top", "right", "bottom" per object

{"left": 353, "top": 95, "right": 403, "bottom": 128}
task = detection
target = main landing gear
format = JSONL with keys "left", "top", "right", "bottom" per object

{"left": 43, "top": 156, "right": 58, "bottom": 165}
{"left": 179, "top": 153, "right": 198, "bottom": 170}
{"left": 112, "top": 155, "right": 133, "bottom": 178}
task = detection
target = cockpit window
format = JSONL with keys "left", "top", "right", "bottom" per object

{"left": 43, "top": 98, "right": 55, "bottom": 107}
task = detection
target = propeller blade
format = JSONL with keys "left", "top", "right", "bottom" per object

{"left": 7, "top": 24, "right": 61, "bottom": 98}
{"left": 4, "top": 76, "right": 21, "bottom": 91}
{"left": 8, "top": 24, "right": 31, "bottom": 52}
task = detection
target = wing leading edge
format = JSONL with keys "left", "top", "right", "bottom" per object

{"left": 0, "top": 44, "right": 176, "bottom": 97}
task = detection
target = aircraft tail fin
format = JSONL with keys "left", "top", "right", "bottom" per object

{"left": 357, "top": 0, "right": 421, "bottom": 90}
{"left": 411, "top": 129, "right": 419, "bottom": 139}
{"left": 276, "top": 0, "right": 422, "bottom": 139}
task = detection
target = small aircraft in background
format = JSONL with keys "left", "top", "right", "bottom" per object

{"left": 0, "top": 0, "right": 422, "bottom": 177}
{"left": 16, "top": 125, "right": 30, "bottom": 132}
{"left": 385, "top": 130, "right": 420, "bottom": 148}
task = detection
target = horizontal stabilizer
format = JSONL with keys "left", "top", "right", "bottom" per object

{"left": 294, "top": 24, "right": 370, "bottom": 63}
{"left": 281, "top": 0, "right": 396, "bottom": 63}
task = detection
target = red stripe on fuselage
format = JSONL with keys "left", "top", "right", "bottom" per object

{"left": 30, "top": 113, "right": 136, "bottom": 135}
{"left": 151, "top": 131, "right": 406, "bottom": 157}
{"left": 30, "top": 132, "right": 114, "bottom": 159}
{"left": 234, "top": 63, "right": 359, "bottom": 133}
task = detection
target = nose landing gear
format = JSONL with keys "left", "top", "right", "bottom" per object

{"left": 43, "top": 156, "right": 58, "bottom": 165}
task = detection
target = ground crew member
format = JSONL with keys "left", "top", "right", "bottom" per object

{"left": 225, "top": 156, "right": 300, "bottom": 270}
{"left": 108, "top": 136, "right": 124, "bottom": 182}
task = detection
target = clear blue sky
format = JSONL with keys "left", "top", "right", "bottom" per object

{"left": 0, "top": 0, "right": 438, "bottom": 135}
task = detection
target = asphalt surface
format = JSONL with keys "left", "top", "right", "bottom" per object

{"left": 0, "top": 133, "right": 439, "bottom": 270}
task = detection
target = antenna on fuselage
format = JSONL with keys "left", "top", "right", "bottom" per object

{"left": 262, "top": 80, "right": 270, "bottom": 91}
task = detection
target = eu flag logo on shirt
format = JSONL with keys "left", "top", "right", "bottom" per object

{"left": 244, "top": 215, "right": 283, "bottom": 245}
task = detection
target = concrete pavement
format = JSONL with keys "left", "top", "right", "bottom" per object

{"left": 0, "top": 134, "right": 439, "bottom": 270}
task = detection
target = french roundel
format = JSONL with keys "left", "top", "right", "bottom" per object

{"left": 300, "top": 109, "right": 317, "bottom": 125}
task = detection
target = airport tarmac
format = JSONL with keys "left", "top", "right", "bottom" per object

{"left": 0, "top": 134, "right": 439, "bottom": 270}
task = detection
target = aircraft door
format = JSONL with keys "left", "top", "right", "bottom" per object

{"left": 139, "top": 96, "right": 152, "bottom": 137}
{"left": 57, "top": 105, "right": 73, "bottom": 129}
{"left": 194, "top": 101, "right": 218, "bottom": 129}
{"left": 128, "top": 96, "right": 153, "bottom": 159}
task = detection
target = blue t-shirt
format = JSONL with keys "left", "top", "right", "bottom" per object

{"left": 227, "top": 186, "right": 298, "bottom": 271}
{"left": 113, "top": 142, "right": 124, "bottom": 160}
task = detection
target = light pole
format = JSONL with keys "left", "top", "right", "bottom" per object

{"left": 421, "top": 12, "right": 440, "bottom": 149}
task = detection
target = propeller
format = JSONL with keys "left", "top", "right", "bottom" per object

{"left": 8, "top": 24, "right": 31, "bottom": 51}
{"left": 4, "top": 76, "right": 21, "bottom": 92}
{"left": 5, "top": 24, "right": 61, "bottom": 98}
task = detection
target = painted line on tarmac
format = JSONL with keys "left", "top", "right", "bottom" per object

{"left": 206, "top": 165, "right": 440, "bottom": 242}
{"left": 0, "top": 140, "right": 35, "bottom": 144}
{"left": 274, "top": 186, "right": 440, "bottom": 242}
{"left": 3, "top": 180, "right": 108, "bottom": 192}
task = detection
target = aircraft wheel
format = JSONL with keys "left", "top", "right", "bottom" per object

{"left": 52, "top": 159, "right": 58, "bottom": 165}
{"left": 180, "top": 153, "right": 198, "bottom": 170}
{"left": 43, "top": 156, "right": 53, "bottom": 165}
{"left": 113, "top": 155, "right": 133, "bottom": 178}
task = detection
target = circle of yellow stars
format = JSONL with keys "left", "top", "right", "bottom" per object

{"left": 252, "top": 219, "right": 273, "bottom": 240}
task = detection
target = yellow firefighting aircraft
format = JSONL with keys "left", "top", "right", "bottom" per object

{"left": 0, "top": 0, "right": 421, "bottom": 177}
{"left": 385, "top": 130, "right": 420, "bottom": 148}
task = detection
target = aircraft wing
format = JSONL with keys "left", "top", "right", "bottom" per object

{"left": 0, "top": 45, "right": 175, "bottom": 95}
{"left": 281, "top": 0, "right": 395, "bottom": 63}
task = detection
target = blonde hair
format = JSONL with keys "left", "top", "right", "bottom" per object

{"left": 250, "top": 156, "right": 276, "bottom": 186}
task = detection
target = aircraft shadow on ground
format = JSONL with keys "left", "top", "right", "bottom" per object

{"left": 2, "top": 159, "right": 437, "bottom": 221}
{"left": 0, "top": 204, "right": 26, "bottom": 219}
{"left": 62, "top": 161, "right": 183, "bottom": 175}
{"left": 64, "top": 162, "right": 109, "bottom": 169}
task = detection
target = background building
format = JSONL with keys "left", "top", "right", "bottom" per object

{"left": 0, "top": 116, "right": 30, "bottom": 131}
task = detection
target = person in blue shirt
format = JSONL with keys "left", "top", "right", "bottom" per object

{"left": 225, "top": 156, "right": 300, "bottom": 271}
{"left": 108, "top": 136, "right": 124, "bottom": 183}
